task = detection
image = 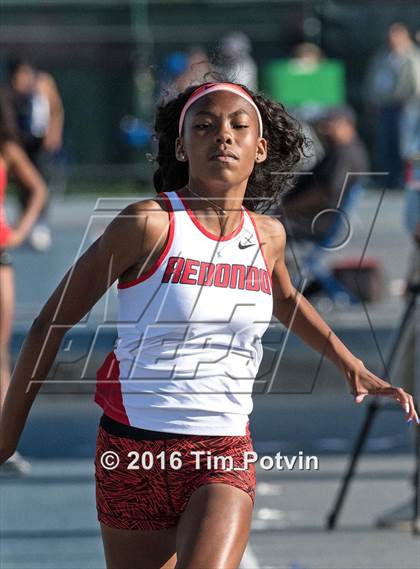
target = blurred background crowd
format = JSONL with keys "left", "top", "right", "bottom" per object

{"left": 0, "top": 1, "right": 419, "bottom": 249}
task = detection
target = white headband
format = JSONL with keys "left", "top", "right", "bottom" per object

{"left": 178, "top": 82, "right": 263, "bottom": 137}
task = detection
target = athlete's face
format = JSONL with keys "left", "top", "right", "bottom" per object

{"left": 175, "top": 91, "right": 267, "bottom": 186}
{"left": 11, "top": 64, "right": 36, "bottom": 95}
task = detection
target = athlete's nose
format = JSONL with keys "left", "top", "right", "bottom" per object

{"left": 215, "top": 132, "right": 233, "bottom": 145}
{"left": 215, "top": 121, "right": 233, "bottom": 145}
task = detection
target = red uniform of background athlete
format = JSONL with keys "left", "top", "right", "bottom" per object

{"left": 0, "top": 166, "right": 11, "bottom": 248}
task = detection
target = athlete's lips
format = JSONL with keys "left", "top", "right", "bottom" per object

{"left": 210, "top": 150, "right": 239, "bottom": 162}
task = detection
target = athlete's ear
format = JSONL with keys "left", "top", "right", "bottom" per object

{"left": 175, "top": 138, "right": 188, "bottom": 162}
{"left": 255, "top": 137, "right": 267, "bottom": 164}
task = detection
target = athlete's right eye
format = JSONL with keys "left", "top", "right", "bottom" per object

{"left": 194, "top": 123, "right": 211, "bottom": 130}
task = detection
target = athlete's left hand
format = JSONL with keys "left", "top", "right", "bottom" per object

{"left": 341, "top": 357, "right": 419, "bottom": 424}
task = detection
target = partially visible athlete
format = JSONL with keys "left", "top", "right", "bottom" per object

{"left": 7, "top": 57, "right": 64, "bottom": 251}
{"left": 0, "top": 80, "right": 417, "bottom": 569}
{"left": 0, "top": 88, "right": 46, "bottom": 474}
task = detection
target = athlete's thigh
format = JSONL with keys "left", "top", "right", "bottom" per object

{"left": 100, "top": 522, "right": 177, "bottom": 569}
{"left": 0, "top": 265, "right": 14, "bottom": 345}
{"left": 175, "top": 483, "right": 253, "bottom": 569}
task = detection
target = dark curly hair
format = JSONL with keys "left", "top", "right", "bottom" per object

{"left": 152, "top": 79, "right": 311, "bottom": 213}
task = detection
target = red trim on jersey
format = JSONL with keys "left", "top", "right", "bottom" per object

{"left": 117, "top": 192, "right": 175, "bottom": 289}
{"left": 243, "top": 207, "right": 273, "bottom": 291}
{"left": 94, "top": 351, "right": 130, "bottom": 425}
{"left": 175, "top": 189, "right": 244, "bottom": 241}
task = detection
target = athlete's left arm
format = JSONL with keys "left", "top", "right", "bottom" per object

{"left": 265, "top": 215, "right": 419, "bottom": 424}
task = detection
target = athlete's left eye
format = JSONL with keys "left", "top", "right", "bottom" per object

{"left": 233, "top": 124, "right": 249, "bottom": 129}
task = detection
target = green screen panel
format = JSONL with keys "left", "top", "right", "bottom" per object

{"left": 262, "top": 59, "right": 346, "bottom": 107}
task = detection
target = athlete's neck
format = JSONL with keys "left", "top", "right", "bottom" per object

{"left": 186, "top": 179, "right": 246, "bottom": 209}
{"left": 179, "top": 183, "right": 245, "bottom": 235}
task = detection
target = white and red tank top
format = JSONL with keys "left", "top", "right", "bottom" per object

{"left": 94, "top": 190, "right": 273, "bottom": 435}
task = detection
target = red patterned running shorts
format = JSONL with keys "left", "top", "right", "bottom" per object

{"left": 95, "top": 421, "right": 257, "bottom": 531}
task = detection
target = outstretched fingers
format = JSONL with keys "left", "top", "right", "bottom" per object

{"left": 390, "top": 387, "right": 419, "bottom": 425}
{"left": 351, "top": 368, "right": 420, "bottom": 425}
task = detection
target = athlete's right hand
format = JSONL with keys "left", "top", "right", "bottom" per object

{"left": 5, "top": 228, "right": 26, "bottom": 249}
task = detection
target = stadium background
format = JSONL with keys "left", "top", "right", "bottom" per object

{"left": 1, "top": 0, "right": 419, "bottom": 187}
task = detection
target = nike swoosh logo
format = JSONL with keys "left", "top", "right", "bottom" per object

{"left": 238, "top": 242, "right": 256, "bottom": 249}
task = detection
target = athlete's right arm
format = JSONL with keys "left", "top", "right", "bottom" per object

{"left": 0, "top": 200, "right": 166, "bottom": 462}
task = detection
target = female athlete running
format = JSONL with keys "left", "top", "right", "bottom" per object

{"left": 0, "top": 89, "right": 46, "bottom": 474}
{"left": 0, "top": 81, "right": 418, "bottom": 569}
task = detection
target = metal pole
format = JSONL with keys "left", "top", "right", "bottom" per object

{"left": 412, "top": 270, "right": 420, "bottom": 534}
{"left": 130, "top": 0, "right": 155, "bottom": 122}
